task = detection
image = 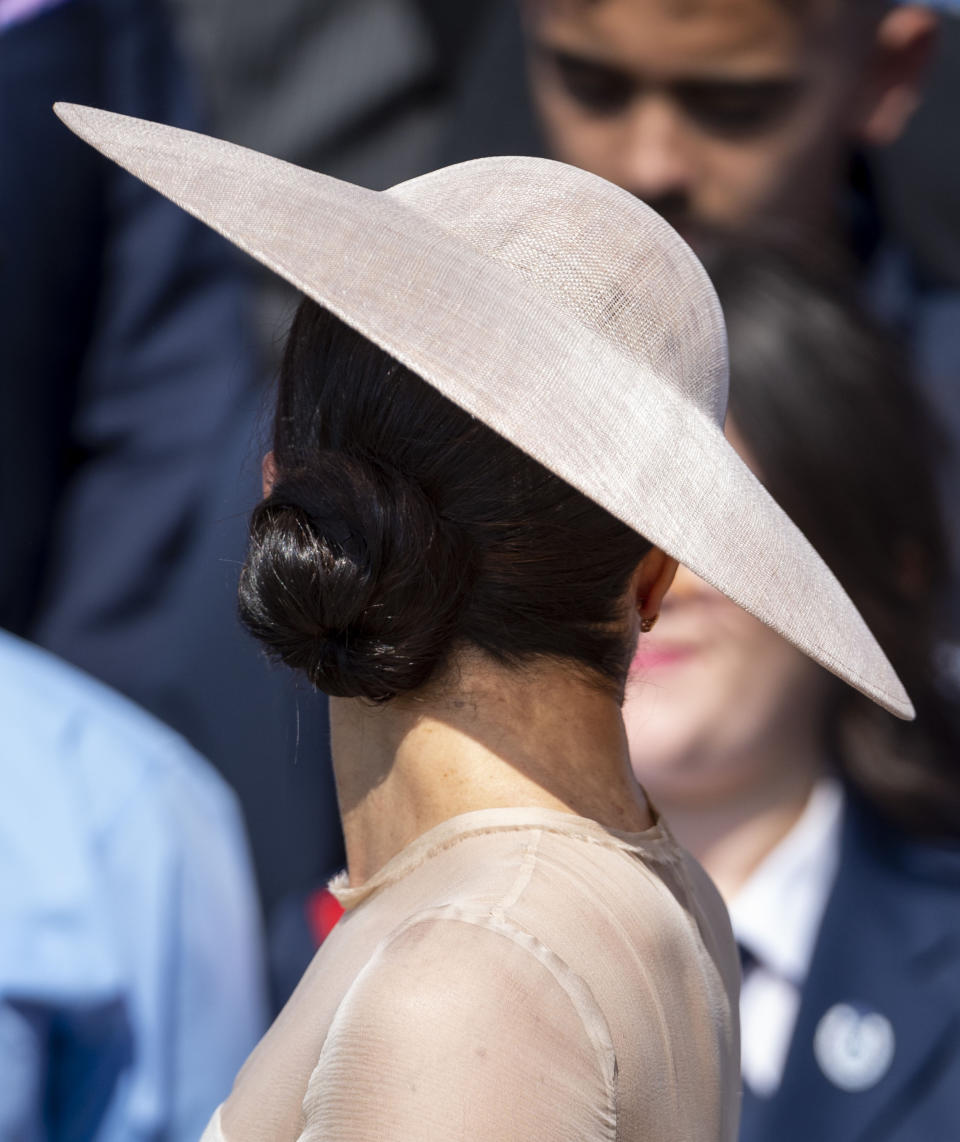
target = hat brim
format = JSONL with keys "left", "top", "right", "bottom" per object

{"left": 53, "top": 102, "right": 913, "bottom": 719}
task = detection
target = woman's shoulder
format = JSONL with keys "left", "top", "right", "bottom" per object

{"left": 348, "top": 810, "right": 738, "bottom": 1045}
{"left": 297, "top": 825, "right": 739, "bottom": 1142}
{"left": 360, "top": 807, "right": 735, "bottom": 973}
{"left": 453, "top": 815, "right": 736, "bottom": 976}
{"left": 328, "top": 807, "right": 739, "bottom": 1053}
{"left": 300, "top": 903, "right": 620, "bottom": 1141}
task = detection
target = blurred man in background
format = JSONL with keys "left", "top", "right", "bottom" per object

{"left": 447, "top": 0, "right": 960, "bottom": 620}
{"left": 519, "top": 0, "right": 959, "bottom": 408}
{"left": 523, "top": 0, "right": 934, "bottom": 245}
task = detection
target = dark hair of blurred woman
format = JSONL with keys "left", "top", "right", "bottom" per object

{"left": 710, "top": 241, "right": 960, "bottom": 838}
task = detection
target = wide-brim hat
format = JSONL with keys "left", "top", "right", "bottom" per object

{"left": 54, "top": 102, "right": 912, "bottom": 719}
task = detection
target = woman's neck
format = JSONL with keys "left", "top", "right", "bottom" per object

{"left": 330, "top": 654, "right": 654, "bottom": 887}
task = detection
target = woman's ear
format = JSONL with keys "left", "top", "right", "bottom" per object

{"left": 262, "top": 451, "right": 278, "bottom": 498}
{"left": 632, "top": 548, "right": 679, "bottom": 624}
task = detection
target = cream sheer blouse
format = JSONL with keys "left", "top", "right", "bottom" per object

{"left": 203, "top": 807, "right": 740, "bottom": 1142}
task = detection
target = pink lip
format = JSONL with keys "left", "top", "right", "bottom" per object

{"left": 630, "top": 644, "right": 696, "bottom": 673}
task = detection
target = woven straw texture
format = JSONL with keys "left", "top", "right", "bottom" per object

{"left": 53, "top": 102, "right": 912, "bottom": 719}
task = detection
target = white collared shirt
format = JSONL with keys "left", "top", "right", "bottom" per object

{"left": 728, "top": 779, "right": 845, "bottom": 1096}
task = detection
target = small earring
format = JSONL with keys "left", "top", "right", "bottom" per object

{"left": 640, "top": 614, "right": 659, "bottom": 634}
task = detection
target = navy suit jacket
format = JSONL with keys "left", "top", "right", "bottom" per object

{"left": 739, "top": 797, "right": 960, "bottom": 1142}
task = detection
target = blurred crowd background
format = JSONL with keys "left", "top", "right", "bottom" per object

{"left": 2, "top": 0, "right": 959, "bottom": 1138}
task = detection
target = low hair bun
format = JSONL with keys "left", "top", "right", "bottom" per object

{"left": 238, "top": 452, "right": 474, "bottom": 701}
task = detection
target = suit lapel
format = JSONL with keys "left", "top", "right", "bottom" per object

{"left": 752, "top": 799, "right": 960, "bottom": 1142}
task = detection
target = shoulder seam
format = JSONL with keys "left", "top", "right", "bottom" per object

{"left": 379, "top": 905, "right": 618, "bottom": 1140}
{"left": 492, "top": 829, "right": 543, "bottom": 915}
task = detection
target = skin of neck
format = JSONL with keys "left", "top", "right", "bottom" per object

{"left": 330, "top": 650, "right": 657, "bottom": 887}
{"left": 649, "top": 727, "right": 827, "bottom": 901}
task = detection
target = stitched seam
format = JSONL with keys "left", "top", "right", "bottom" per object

{"left": 394, "top": 908, "right": 619, "bottom": 1141}
{"left": 492, "top": 830, "right": 542, "bottom": 916}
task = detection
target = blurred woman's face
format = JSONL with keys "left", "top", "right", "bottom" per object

{"left": 625, "top": 563, "right": 831, "bottom": 805}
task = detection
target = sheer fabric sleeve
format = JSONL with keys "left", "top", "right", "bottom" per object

{"left": 298, "top": 910, "right": 618, "bottom": 1142}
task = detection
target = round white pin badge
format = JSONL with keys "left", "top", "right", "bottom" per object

{"left": 813, "top": 1003, "right": 895, "bottom": 1092}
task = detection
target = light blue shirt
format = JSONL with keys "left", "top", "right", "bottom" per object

{"left": 0, "top": 631, "right": 267, "bottom": 1140}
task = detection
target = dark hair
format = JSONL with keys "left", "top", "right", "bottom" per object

{"left": 239, "top": 300, "right": 651, "bottom": 702}
{"left": 703, "top": 240, "right": 960, "bottom": 838}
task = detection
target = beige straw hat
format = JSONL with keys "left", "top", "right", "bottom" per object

{"left": 54, "top": 102, "right": 912, "bottom": 720}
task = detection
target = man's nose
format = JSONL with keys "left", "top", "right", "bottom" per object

{"left": 616, "top": 95, "right": 692, "bottom": 203}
